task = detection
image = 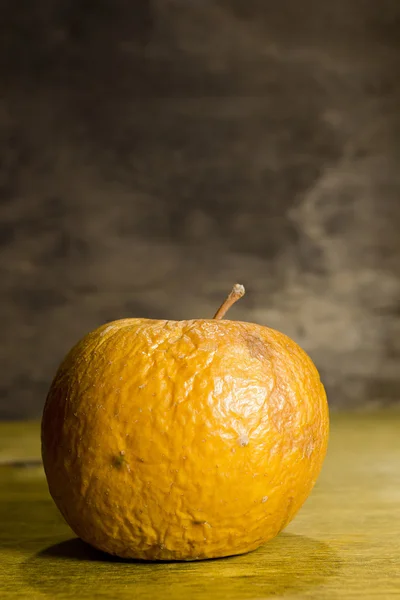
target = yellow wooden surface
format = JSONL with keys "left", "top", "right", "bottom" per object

{"left": 1, "top": 414, "right": 399, "bottom": 599}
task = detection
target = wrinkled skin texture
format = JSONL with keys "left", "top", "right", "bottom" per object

{"left": 41, "top": 319, "right": 329, "bottom": 560}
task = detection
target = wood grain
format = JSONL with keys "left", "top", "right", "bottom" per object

{"left": 1, "top": 414, "right": 400, "bottom": 599}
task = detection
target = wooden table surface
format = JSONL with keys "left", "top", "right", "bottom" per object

{"left": 1, "top": 414, "right": 399, "bottom": 599}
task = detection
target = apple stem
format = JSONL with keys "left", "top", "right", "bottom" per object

{"left": 213, "top": 284, "right": 246, "bottom": 320}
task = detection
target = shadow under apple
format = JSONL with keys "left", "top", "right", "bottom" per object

{"left": 22, "top": 532, "right": 340, "bottom": 599}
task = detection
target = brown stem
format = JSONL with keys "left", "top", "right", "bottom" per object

{"left": 213, "top": 283, "right": 245, "bottom": 320}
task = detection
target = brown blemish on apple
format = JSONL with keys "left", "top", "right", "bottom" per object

{"left": 241, "top": 331, "right": 270, "bottom": 361}
{"left": 238, "top": 434, "right": 249, "bottom": 447}
{"left": 112, "top": 451, "right": 126, "bottom": 468}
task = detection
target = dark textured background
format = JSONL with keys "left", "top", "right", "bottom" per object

{"left": 1, "top": 0, "right": 400, "bottom": 418}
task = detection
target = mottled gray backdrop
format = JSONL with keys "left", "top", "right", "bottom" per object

{"left": 1, "top": 0, "right": 400, "bottom": 418}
